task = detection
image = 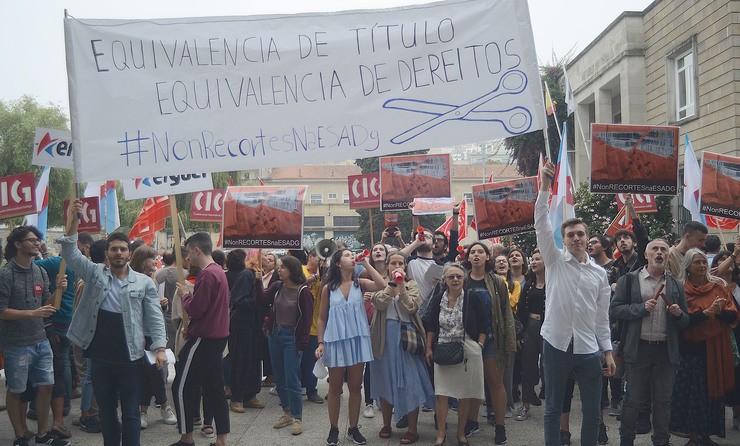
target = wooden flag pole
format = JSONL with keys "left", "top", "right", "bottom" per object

{"left": 169, "top": 195, "right": 189, "bottom": 328}
{"left": 368, "top": 208, "right": 375, "bottom": 246}
{"left": 51, "top": 182, "right": 77, "bottom": 309}
{"left": 717, "top": 223, "right": 727, "bottom": 249}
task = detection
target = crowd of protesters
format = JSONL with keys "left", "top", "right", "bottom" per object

{"left": 2, "top": 171, "right": 740, "bottom": 446}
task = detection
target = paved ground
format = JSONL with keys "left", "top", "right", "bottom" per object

{"left": 1, "top": 366, "right": 739, "bottom": 446}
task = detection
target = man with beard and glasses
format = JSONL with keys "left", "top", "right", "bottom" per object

{"left": 609, "top": 239, "right": 689, "bottom": 446}
{"left": 1, "top": 226, "right": 69, "bottom": 446}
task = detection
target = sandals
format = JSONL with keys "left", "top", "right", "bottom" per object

{"left": 434, "top": 435, "right": 446, "bottom": 446}
{"left": 200, "top": 426, "right": 215, "bottom": 439}
{"left": 400, "top": 431, "right": 419, "bottom": 444}
{"left": 378, "top": 426, "right": 392, "bottom": 439}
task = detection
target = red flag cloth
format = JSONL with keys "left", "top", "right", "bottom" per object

{"left": 458, "top": 200, "right": 468, "bottom": 241}
{"left": 605, "top": 205, "right": 633, "bottom": 237}
{"left": 705, "top": 216, "right": 739, "bottom": 231}
{"left": 436, "top": 216, "right": 453, "bottom": 240}
{"left": 128, "top": 196, "right": 170, "bottom": 246}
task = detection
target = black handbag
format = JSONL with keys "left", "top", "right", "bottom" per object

{"left": 433, "top": 339, "right": 465, "bottom": 365}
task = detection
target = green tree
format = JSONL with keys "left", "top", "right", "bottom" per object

{"left": 574, "top": 183, "right": 677, "bottom": 243}
{"left": 0, "top": 96, "right": 73, "bottom": 228}
{"left": 505, "top": 64, "right": 574, "bottom": 176}
{"left": 354, "top": 153, "right": 445, "bottom": 248}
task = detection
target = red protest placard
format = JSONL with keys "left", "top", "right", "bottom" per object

{"left": 348, "top": 173, "right": 380, "bottom": 209}
{"left": 0, "top": 172, "right": 36, "bottom": 220}
{"left": 63, "top": 197, "right": 101, "bottom": 233}
{"left": 699, "top": 151, "right": 740, "bottom": 220}
{"left": 615, "top": 193, "right": 657, "bottom": 213}
{"left": 472, "top": 176, "right": 538, "bottom": 238}
{"left": 379, "top": 154, "right": 451, "bottom": 211}
{"left": 590, "top": 124, "right": 679, "bottom": 196}
{"left": 190, "top": 189, "right": 225, "bottom": 222}
{"left": 221, "top": 186, "right": 306, "bottom": 249}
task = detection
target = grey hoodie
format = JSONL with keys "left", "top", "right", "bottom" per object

{"left": 0, "top": 259, "right": 51, "bottom": 348}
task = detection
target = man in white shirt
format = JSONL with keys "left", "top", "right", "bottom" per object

{"left": 535, "top": 162, "right": 615, "bottom": 446}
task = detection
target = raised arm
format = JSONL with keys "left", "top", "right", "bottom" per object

{"left": 534, "top": 162, "right": 561, "bottom": 267}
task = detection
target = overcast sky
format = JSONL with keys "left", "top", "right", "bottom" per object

{"left": 1, "top": 0, "right": 653, "bottom": 114}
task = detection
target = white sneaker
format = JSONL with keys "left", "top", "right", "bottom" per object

{"left": 363, "top": 404, "right": 375, "bottom": 418}
{"left": 140, "top": 412, "right": 148, "bottom": 429}
{"left": 161, "top": 405, "right": 177, "bottom": 425}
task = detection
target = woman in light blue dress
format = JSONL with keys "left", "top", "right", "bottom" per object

{"left": 316, "top": 248, "right": 386, "bottom": 446}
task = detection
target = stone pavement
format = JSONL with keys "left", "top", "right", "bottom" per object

{"left": 1, "top": 366, "right": 739, "bottom": 446}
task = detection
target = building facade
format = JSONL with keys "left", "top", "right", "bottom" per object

{"left": 567, "top": 0, "right": 739, "bottom": 229}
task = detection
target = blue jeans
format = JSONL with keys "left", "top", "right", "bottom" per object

{"left": 300, "top": 335, "right": 319, "bottom": 397}
{"left": 50, "top": 325, "right": 72, "bottom": 411}
{"left": 269, "top": 326, "right": 303, "bottom": 419}
{"left": 542, "top": 340, "right": 603, "bottom": 446}
{"left": 91, "top": 359, "right": 142, "bottom": 446}
{"left": 80, "top": 359, "right": 94, "bottom": 412}
{"left": 2, "top": 340, "right": 54, "bottom": 393}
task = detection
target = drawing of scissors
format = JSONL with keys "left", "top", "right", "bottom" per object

{"left": 383, "top": 70, "right": 532, "bottom": 144}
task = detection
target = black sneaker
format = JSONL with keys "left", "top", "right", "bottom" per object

{"left": 79, "top": 416, "right": 102, "bottom": 433}
{"left": 464, "top": 420, "right": 480, "bottom": 437}
{"left": 395, "top": 415, "right": 408, "bottom": 429}
{"left": 326, "top": 426, "right": 339, "bottom": 446}
{"left": 560, "top": 430, "right": 572, "bottom": 446}
{"left": 635, "top": 418, "right": 651, "bottom": 435}
{"left": 13, "top": 437, "right": 28, "bottom": 446}
{"left": 486, "top": 411, "right": 496, "bottom": 426}
{"left": 35, "top": 433, "right": 70, "bottom": 446}
{"left": 494, "top": 425, "right": 507, "bottom": 445}
{"left": 598, "top": 423, "right": 608, "bottom": 444}
{"left": 347, "top": 426, "right": 367, "bottom": 445}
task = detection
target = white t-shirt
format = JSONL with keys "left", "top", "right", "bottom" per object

{"left": 407, "top": 257, "right": 437, "bottom": 304}
{"left": 101, "top": 275, "right": 124, "bottom": 313}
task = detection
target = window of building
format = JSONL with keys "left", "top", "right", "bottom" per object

{"left": 667, "top": 37, "right": 698, "bottom": 124}
{"left": 674, "top": 50, "right": 695, "bottom": 121}
{"left": 328, "top": 193, "right": 337, "bottom": 200}
{"left": 333, "top": 215, "right": 360, "bottom": 227}
{"left": 342, "top": 193, "right": 350, "bottom": 204}
{"left": 309, "top": 193, "right": 323, "bottom": 204}
{"left": 304, "top": 216, "right": 325, "bottom": 227}
{"left": 463, "top": 193, "right": 473, "bottom": 203}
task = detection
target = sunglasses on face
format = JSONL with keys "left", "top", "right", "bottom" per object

{"left": 445, "top": 274, "right": 464, "bottom": 280}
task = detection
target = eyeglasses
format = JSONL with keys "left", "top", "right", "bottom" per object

{"left": 21, "top": 238, "right": 41, "bottom": 244}
{"left": 433, "top": 238, "right": 446, "bottom": 243}
{"left": 445, "top": 274, "right": 464, "bottom": 280}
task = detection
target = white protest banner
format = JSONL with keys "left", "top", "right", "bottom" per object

{"left": 65, "top": 0, "right": 544, "bottom": 182}
{"left": 121, "top": 173, "right": 213, "bottom": 200}
{"left": 412, "top": 197, "right": 454, "bottom": 215}
{"left": 33, "top": 128, "right": 74, "bottom": 169}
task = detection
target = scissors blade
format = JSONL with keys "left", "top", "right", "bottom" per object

{"left": 383, "top": 98, "right": 457, "bottom": 116}
{"left": 390, "top": 113, "right": 454, "bottom": 144}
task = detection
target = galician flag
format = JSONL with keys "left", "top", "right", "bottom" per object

{"left": 548, "top": 122, "right": 575, "bottom": 249}
{"left": 682, "top": 134, "right": 704, "bottom": 224}
{"left": 24, "top": 166, "right": 51, "bottom": 240}
{"left": 84, "top": 180, "right": 120, "bottom": 233}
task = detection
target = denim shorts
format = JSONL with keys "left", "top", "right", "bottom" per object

{"left": 482, "top": 337, "right": 497, "bottom": 359}
{"left": 3, "top": 339, "right": 55, "bottom": 393}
